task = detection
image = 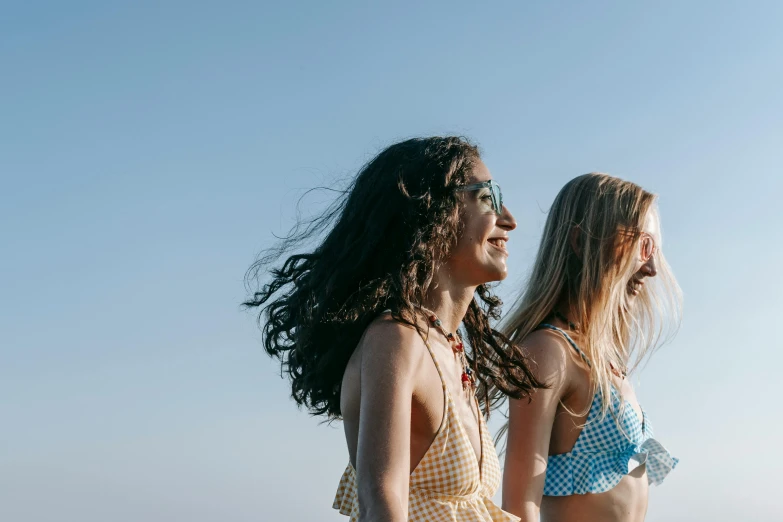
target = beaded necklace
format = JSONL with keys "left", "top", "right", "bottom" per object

{"left": 422, "top": 308, "right": 474, "bottom": 390}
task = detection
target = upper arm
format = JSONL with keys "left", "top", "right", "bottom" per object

{"left": 355, "top": 321, "right": 424, "bottom": 521}
{"left": 502, "top": 331, "right": 569, "bottom": 520}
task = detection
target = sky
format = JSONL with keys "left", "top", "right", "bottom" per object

{"left": 1, "top": 2, "right": 781, "bottom": 521}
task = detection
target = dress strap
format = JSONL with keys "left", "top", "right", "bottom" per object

{"left": 420, "top": 336, "right": 447, "bottom": 390}
{"left": 381, "top": 309, "right": 447, "bottom": 389}
{"left": 538, "top": 323, "right": 592, "bottom": 368}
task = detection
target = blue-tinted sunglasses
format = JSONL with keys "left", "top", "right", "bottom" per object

{"left": 455, "top": 180, "right": 503, "bottom": 215}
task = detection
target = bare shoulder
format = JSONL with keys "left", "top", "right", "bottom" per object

{"left": 517, "top": 328, "right": 572, "bottom": 388}
{"left": 357, "top": 314, "right": 428, "bottom": 375}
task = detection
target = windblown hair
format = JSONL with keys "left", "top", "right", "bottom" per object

{"left": 502, "top": 173, "right": 682, "bottom": 418}
{"left": 244, "top": 136, "right": 542, "bottom": 419}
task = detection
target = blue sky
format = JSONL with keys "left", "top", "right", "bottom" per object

{"left": 2, "top": 2, "right": 781, "bottom": 521}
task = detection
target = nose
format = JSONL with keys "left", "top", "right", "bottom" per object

{"left": 641, "top": 255, "right": 657, "bottom": 277}
{"left": 498, "top": 205, "right": 517, "bottom": 231}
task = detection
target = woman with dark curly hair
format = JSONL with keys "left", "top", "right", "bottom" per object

{"left": 245, "top": 136, "right": 541, "bottom": 521}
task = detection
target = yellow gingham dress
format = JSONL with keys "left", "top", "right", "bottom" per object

{"left": 332, "top": 339, "right": 519, "bottom": 521}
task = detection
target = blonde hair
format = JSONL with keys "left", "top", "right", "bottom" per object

{"left": 502, "top": 173, "right": 682, "bottom": 419}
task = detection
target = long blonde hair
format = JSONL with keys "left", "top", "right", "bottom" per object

{"left": 503, "top": 173, "right": 682, "bottom": 418}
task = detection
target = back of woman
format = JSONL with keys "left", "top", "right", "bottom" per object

{"left": 500, "top": 173, "right": 682, "bottom": 522}
{"left": 245, "top": 136, "right": 543, "bottom": 521}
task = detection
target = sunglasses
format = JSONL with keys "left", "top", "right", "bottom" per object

{"left": 455, "top": 180, "right": 504, "bottom": 215}
{"left": 639, "top": 232, "right": 658, "bottom": 262}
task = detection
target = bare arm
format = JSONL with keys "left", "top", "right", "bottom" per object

{"left": 355, "top": 322, "right": 424, "bottom": 522}
{"left": 502, "top": 332, "right": 569, "bottom": 521}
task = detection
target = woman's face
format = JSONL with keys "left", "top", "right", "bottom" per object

{"left": 444, "top": 159, "right": 517, "bottom": 286}
{"left": 625, "top": 209, "right": 660, "bottom": 301}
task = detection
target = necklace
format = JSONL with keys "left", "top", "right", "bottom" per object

{"left": 552, "top": 310, "right": 627, "bottom": 379}
{"left": 553, "top": 311, "right": 578, "bottom": 331}
{"left": 422, "top": 308, "right": 474, "bottom": 391}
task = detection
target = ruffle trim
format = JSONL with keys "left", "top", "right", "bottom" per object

{"left": 544, "top": 437, "right": 678, "bottom": 496}
{"left": 333, "top": 464, "right": 359, "bottom": 520}
{"left": 332, "top": 464, "right": 519, "bottom": 521}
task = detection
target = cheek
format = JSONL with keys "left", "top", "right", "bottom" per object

{"left": 461, "top": 215, "right": 493, "bottom": 244}
{"left": 450, "top": 224, "right": 486, "bottom": 263}
{"left": 451, "top": 209, "right": 496, "bottom": 262}
{"left": 453, "top": 232, "right": 480, "bottom": 257}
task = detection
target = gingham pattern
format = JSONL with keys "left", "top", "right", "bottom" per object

{"left": 540, "top": 325, "right": 679, "bottom": 496}
{"left": 333, "top": 340, "right": 518, "bottom": 521}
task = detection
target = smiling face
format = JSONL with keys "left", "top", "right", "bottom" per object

{"left": 625, "top": 209, "right": 660, "bottom": 301}
{"left": 443, "top": 159, "right": 517, "bottom": 286}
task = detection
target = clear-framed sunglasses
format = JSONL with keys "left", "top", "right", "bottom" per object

{"left": 619, "top": 229, "right": 658, "bottom": 262}
{"left": 455, "top": 180, "right": 503, "bottom": 215}
{"left": 639, "top": 232, "right": 658, "bottom": 262}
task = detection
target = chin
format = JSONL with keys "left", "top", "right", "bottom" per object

{"left": 483, "top": 265, "right": 508, "bottom": 283}
{"left": 462, "top": 258, "right": 508, "bottom": 286}
{"left": 624, "top": 291, "right": 639, "bottom": 308}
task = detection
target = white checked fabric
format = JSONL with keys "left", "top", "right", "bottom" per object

{"left": 333, "top": 338, "right": 517, "bottom": 521}
{"left": 540, "top": 324, "right": 679, "bottom": 496}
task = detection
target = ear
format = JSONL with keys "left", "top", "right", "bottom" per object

{"left": 569, "top": 226, "right": 582, "bottom": 257}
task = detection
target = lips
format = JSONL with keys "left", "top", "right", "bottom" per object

{"left": 628, "top": 278, "right": 644, "bottom": 295}
{"left": 487, "top": 237, "right": 508, "bottom": 254}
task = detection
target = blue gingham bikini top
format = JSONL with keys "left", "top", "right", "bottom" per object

{"left": 538, "top": 324, "right": 679, "bottom": 496}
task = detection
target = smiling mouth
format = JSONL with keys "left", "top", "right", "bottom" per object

{"left": 627, "top": 278, "right": 644, "bottom": 295}
{"left": 487, "top": 238, "right": 508, "bottom": 253}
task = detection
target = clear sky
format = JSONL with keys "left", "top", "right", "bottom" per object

{"left": 2, "top": 2, "right": 781, "bottom": 521}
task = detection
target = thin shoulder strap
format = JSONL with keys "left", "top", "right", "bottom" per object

{"left": 381, "top": 309, "right": 447, "bottom": 388}
{"left": 420, "top": 337, "right": 447, "bottom": 390}
{"left": 538, "top": 323, "right": 592, "bottom": 368}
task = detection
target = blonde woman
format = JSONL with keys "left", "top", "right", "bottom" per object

{"left": 501, "top": 173, "right": 681, "bottom": 522}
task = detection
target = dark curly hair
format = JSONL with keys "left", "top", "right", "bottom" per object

{"left": 244, "top": 136, "right": 542, "bottom": 418}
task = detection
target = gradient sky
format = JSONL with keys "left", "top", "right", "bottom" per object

{"left": 2, "top": 2, "right": 781, "bottom": 521}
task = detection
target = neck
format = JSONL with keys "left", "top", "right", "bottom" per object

{"left": 554, "top": 296, "right": 582, "bottom": 330}
{"left": 422, "top": 283, "right": 476, "bottom": 334}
